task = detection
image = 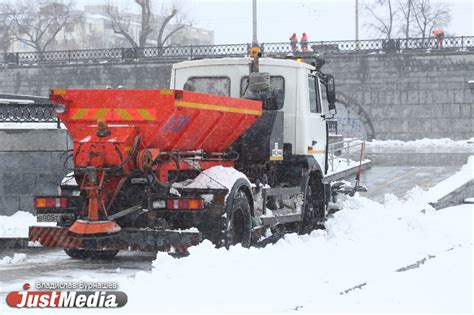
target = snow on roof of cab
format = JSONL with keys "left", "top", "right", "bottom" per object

{"left": 173, "top": 57, "right": 315, "bottom": 70}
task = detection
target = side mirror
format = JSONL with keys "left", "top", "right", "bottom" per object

{"left": 325, "top": 74, "right": 336, "bottom": 110}
{"left": 261, "top": 88, "right": 284, "bottom": 110}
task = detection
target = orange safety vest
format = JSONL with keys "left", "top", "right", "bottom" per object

{"left": 433, "top": 29, "right": 444, "bottom": 39}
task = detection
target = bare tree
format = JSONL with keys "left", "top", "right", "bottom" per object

{"left": 7, "top": 1, "right": 73, "bottom": 53}
{"left": 155, "top": 1, "right": 188, "bottom": 49}
{"left": 156, "top": 8, "right": 185, "bottom": 49}
{"left": 364, "top": 0, "right": 397, "bottom": 40}
{"left": 106, "top": 0, "right": 188, "bottom": 49}
{"left": 106, "top": 0, "right": 153, "bottom": 49}
{"left": 410, "top": 0, "right": 451, "bottom": 40}
{"left": 398, "top": 0, "right": 413, "bottom": 38}
{"left": 106, "top": 5, "right": 138, "bottom": 49}
{"left": 0, "top": 6, "right": 14, "bottom": 54}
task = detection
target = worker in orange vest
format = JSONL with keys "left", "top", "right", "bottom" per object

{"left": 300, "top": 32, "right": 309, "bottom": 52}
{"left": 433, "top": 29, "right": 445, "bottom": 48}
{"left": 289, "top": 33, "right": 298, "bottom": 53}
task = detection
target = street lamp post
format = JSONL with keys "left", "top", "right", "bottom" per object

{"left": 355, "top": 0, "right": 359, "bottom": 44}
{"left": 252, "top": 0, "right": 258, "bottom": 47}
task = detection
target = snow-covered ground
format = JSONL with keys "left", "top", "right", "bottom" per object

{"left": 120, "top": 159, "right": 473, "bottom": 313}
{"left": 113, "top": 156, "right": 474, "bottom": 313}
{"left": 0, "top": 212, "right": 54, "bottom": 238}
{"left": 0, "top": 156, "right": 472, "bottom": 313}
{"left": 122, "top": 203, "right": 472, "bottom": 313}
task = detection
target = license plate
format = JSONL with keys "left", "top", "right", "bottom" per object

{"left": 37, "top": 213, "right": 71, "bottom": 222}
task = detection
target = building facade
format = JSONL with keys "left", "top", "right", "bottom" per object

{"left": 6, "top": 3, "right": 214, "bottom": 52}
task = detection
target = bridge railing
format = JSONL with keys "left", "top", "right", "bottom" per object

{"left": 0, "top": 103, "right": 60, "bottom": 127}
{"left": 1, "top": 36, "right": 473, "bottom": 66}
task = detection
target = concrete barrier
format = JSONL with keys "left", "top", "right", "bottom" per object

{"left": 0, "top": 129, "right": 72, "bottom": 216}
{"left": 429, "top": 179, "right": 474, "bottom": 210}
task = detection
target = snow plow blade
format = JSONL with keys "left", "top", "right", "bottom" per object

{"left": 29, "top": 226, "right": 201, "bottom": 252}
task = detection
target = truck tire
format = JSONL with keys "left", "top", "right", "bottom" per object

{"left": 223, "top": 180, "right": 252, "bottom": 248}
{"left": 64, "top": 248, "right": 119, "bottom": 259}
{"left": 300, "top": 173, "right": 327, "bottom": 234}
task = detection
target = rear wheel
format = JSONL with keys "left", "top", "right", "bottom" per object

{"left": 223, "top": 186, "right": 252, "bottom": 248}
{"left": 64, "top": 248, "right": 119, "bottom": 259}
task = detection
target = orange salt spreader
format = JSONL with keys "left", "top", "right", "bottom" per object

{"left": 29, "top": 88, "right": 261, "bottom": 256}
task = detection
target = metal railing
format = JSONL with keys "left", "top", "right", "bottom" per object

{"left": 2, "top": 35, "right": 473, "bottom": 66}
{"left": 327, "top": 138, "right": 366, "bottom": 174}
{"left": 0, "top": 104, "right": 59, "bottom": 126}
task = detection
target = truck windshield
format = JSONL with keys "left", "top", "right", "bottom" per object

{"left": 183, "top": 77, "right": 231, "bottom": 96}
{"left": 240, "top": 76, "right": 285, "bottom": 99}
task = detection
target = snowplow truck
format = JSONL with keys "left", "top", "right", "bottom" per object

{"left": 29, "top": 52, "right": 353, "bottom": 259}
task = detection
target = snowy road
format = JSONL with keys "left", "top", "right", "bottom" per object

{"left": 0, "top": 151, "right": 472, "bottom": 313}
{"left": 0, "top": 248, "right": 156, "bottom": 283}
{"left": 358, "top": 152, "right": 472, "bottom": 202}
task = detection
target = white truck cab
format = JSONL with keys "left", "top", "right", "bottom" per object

{"left": 171, "top": 57, "right": 334, "bottom": 174}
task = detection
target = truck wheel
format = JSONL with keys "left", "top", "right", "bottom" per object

{"left": 64, "top": 248, "right": 119, "bottom": 259}
{"left": 300, "top": 173, "right": 326, "bottom": 234}
{"left": 224, "top": 188, "right": 252, "bottom": 249}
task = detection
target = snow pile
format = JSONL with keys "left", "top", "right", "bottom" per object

{"left": 0, "top": 211, "right": 54, "bottom": 238}
{"left": 367, "top": 137, "right": 474, "bottom": 147}
{"left": 122, "top": 158, "right": 473, "bottom": 313}
{"left": 174, "top": 165, "right": 250, "bottom": 190}
{"left": 421, "top": 155, "right": 474, "bottom": 202}
{"left": 0, "top": 253, "right": 27, "bottom": 265}
{"left": 366, "top": 137, "right": 474, "bottom": 152}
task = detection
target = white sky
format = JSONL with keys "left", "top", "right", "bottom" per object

{"left": 79, "top": 0, "right": 474, "bottom": 44}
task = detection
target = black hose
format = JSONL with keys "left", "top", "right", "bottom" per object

{"left": 152, "top": 154, "right": 180, "bottom": 187}
{"left": 111, "top": 136, "right": 141, "bottom": 172}
{"left": 62, "top": 153, "right": 74, "bottom": 174}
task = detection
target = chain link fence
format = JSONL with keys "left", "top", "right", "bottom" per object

{"left": 2, "top": 36, "right": 473, "bottom": 66}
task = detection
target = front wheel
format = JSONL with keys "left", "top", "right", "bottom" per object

{"left": 64, "top": 248, "right": 119, "bottom": 259}
{"left": 300, "top": 173, "right": 327, "bottom": 234}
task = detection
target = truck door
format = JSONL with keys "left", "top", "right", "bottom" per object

{"left": 308, "top": 75, "right": 327, "bottom": 174}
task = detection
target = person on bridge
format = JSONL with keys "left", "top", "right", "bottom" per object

{"left": 300, "top": 32, "right": 309, "bottom": 52}
{"left": 290, "top": 33, "right": 298, "bottom": 53}
{"left": 433, "top": 29, "right": 445, "bottom": 48}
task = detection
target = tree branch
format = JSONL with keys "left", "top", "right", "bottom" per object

{"left": 162, "top": 24, "right": 185, "bottom": 46}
